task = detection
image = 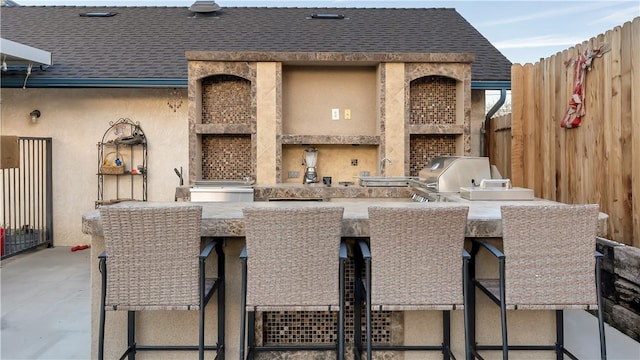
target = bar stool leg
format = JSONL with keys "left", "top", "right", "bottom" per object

{"left": 463, "top": 251, "right": 472, "bottom": 360}
{"left": 354, "top": 250, "right": 363, "bottom": 359}
{"left": 338, "top": 251, "right": 346, "bottom": 360}
{"left": 365, "top": 257, "right": 372, "bottom": 360}
{"left": 98, "top": 257, "right": 107, "bottom": 360}
{"left": 127, "top": 311, "right": 136, "bottom": 360}
{"left": 498, "top": 258, "right": 508, "bottom": 360}
{"left": 556, "top": 310, "right": 563, "bottom": 360}
{"left": 443, "top": 310, "right": 451, "bottom": 360}
{"left": 239, "top": 255, "right": 247, "bottom": 360}
{"left": 595, "top": 254, "right": 607, "bottom": 360}
{"left": 217, "top": 241, "right": 226, "bottom": 357}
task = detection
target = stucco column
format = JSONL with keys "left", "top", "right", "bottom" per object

{"left": 255, "top": 62, "right": 279, "bottom": 184}
{"left": 383, "top": 63, "right": 406, "bottom": 176}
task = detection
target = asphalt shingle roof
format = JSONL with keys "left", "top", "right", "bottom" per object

{"left": 1, "top": 6, "right": 512, "bottom": 85}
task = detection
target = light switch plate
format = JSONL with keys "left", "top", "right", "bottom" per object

{"left": 332, "top": 108, "right": 340, "bottom": 120}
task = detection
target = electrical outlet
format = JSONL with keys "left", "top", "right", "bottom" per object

{"left": 288, "top": 171, "right": 299, "bottom": 178}
{"left": 344, "top": 109, "right": 351, "bottom": 120}
{"left": 332, "top": 108, "right": 340, "bottom": 120}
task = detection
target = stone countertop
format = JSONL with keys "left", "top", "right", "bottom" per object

{"left": 82, "top": 198, "right": 608, "bottom": 238}
{"left": 176, "top": 183, "right": 414, "bottom": 201}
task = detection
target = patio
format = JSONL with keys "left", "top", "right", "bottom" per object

{"left": 1, "top": 246, "right": 638, "bottom": 360}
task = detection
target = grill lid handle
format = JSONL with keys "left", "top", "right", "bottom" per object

{"left": 479, "top": 179, "right": 512, "bottom": 189}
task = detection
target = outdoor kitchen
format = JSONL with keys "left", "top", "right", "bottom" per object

{"left": 2, "top": 2, "right": 637, "bottom": 359}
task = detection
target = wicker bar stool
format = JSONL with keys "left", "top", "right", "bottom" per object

{"left": 240, "top": 206, "right": 346, "bottom": 360}
{"left": 355, "top": 206, "right": 471, "bottom": 360}
{"left": 469, "top": 204, "right": 606, "bottom": 360}
{"left": 98, "top": 205, "right": 225, "bottom": 360}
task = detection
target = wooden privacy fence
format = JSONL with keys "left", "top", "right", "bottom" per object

{"left": 504, "top": 17, "right": 639, "bottom": 248}
{"left": 486, "top": 113, "right": 512, "bottom": 181}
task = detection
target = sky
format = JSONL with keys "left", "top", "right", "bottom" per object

{"left": 12, "top": 0, "right": 639, "bottom": 65}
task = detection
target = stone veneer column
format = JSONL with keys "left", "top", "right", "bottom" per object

{"left": 383, "top": 63, "right": 406, "bottom": 176}
{"left": 255, "top": 62, "right": 280, "bottom": 184}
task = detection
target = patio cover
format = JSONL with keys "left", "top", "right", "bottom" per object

{"left": 1, "top": 38, "right": 52, "bottom": 67}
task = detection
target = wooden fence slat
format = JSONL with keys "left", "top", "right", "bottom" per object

{"left": 619, "top": 22, "right": 633, "bottom": 246}
{"left": 589, "top": 35, "right": 605, "bottom": 208}
{"left": 541, "top": 57, "right": 552, "bottom": 199}
{"left": 607, "top": 27, "right": 624, "bottom": 240}
{"left": 553, "top": 51, "right": 564, "bottom": 201}
{"left": 590, "top": 32, "right": 605, "bottom": 208}
{"left": 602, "top": 31, "right": 613, "bottom": 216}
{"left": 525, "top": 63, "right": 537, "bottom": 192}
{"left": 557, "top": 48, "right": 570, "bottom": 203}
{"left": 511, "top": 64, "right": 524, "bottom": 187}
{"left": 631, "top": 17, "right": 640, "bottom": 247}
{"left": 567, "top": 41, "right": 589, "bottom": 205}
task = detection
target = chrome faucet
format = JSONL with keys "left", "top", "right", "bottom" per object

{"left": 380, "top": 158, "right": 392, "bottom": 177}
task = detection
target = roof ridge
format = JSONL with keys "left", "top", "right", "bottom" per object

{"left": 8, "top": 5, "right": 457, "bottom": 10}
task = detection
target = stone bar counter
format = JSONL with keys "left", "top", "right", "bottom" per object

{"left": 82, "top": 197, "right": 608, "bottom": 360}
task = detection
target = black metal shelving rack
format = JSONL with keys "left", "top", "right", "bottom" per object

{"left": 96, "top": 118, "right": 147, "bottom": 208}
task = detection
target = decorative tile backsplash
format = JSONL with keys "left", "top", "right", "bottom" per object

{"left": 201, "top": 74, "right": 254, "bottom": 180}
{"left": 409, "top": 134, "right": 457, "bottom": 176}
{"left": 258, "top": 254, "right": 399, "bottom": 360}
{"left": 409, "top": 76, "right": 457, "bottom": 125}
{"left": 202, "top": 75, "right": 252, "bottom": 125}
{"left": 201, "top": 134, "right": 252, "bottom": 180}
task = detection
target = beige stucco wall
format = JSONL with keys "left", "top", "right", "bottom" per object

{"left": 282, "top": 144, "right": 378, "bottom": 184}
{"left": 282, "top": 66, "right": 378, "bottom": 136}
{"left": 1, "top": 88, "right": 189, "bottom": 246}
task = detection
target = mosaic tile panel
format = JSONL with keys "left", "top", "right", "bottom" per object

{"left": 409, "top": 76, "right": 457, "bottom": 125}
{"left": 202, "top": 75, "right": 252, "bottom": 125}
{"left": 409, "top": 134, "right": 457, "bottom": 176}
{"left": 253, "top": 246, "right": 402, "bottom": 360}
{"left": 261, "top": 256, "right": 396, "bottom": 347}
{"left": 264, "top": 311, "right": 337, "bottom": 344}
{"left": 202, "top": 134, "right": 252, "bottom": 180}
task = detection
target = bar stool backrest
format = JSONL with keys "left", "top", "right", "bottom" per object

{"left": 368, "top": 206, "right": 469, "bottom": 310}
{"left": 501, "top": 204, "right": 600, "bottom": 309}
{"left": 242, "top": 206, "right": 344, "bottom": 310}
{"left": 100, "top": 206, "right": 203, "bottom": 311}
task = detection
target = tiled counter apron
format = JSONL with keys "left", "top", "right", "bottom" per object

{"left": 82, "top": 198, "right": 608, "bottom": 360}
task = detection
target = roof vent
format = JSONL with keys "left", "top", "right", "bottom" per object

{"left": 79, "top": 12, "right": 118, "bottom": 17}
{"left": 309, "top": 13, "right": 345, "bottom": 20}
{"left": 189, "top": 1, "right": 221, "bottom": 13}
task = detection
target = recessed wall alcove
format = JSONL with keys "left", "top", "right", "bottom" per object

{"left": 405, "top": 63, "right": 470, "bottom": 176}
{"left": 188, "top": 60, "right": 257, "bottom": 183}
{"left": 199, "top": 75, "right": 254, "bottom": 180}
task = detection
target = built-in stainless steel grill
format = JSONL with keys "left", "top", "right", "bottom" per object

{"left": 415, "top": 156, "right": 492, "bottom": 193}
{"left": 410, "top": 156, "right": 491, "bottom": 201}
{"left": 410, "top": 156, "right": 533, "bottom": 201}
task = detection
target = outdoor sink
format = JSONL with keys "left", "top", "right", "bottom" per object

{"left": 358, "top": 176, "right": 418, "bottom": 187}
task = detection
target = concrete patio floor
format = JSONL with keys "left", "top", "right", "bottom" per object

{"left": 1, "top": 246, "right": 639, "bottom": 360}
